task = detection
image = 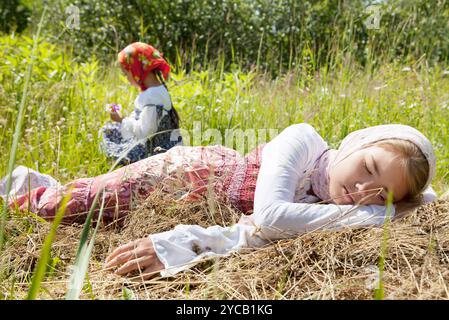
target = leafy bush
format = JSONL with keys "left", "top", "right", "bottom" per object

{"left": 0, "top": 0, "right": 31, "bottom": 34}
{"left": 12, "top": 0, "right": 449, "bottom": 73}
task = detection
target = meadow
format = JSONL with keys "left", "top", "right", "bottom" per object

{"left": 0, "top": 29, "right": 449, "bottom": 299}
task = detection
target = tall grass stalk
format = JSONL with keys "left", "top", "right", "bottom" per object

{"left": 66, "top": 192, "right": 106, "bottom": 299}
{"left": 374, "top": 190, "right": 394, "bottom": 300}
{"left": 0, "top": 8, "right": 47, "bottom": 250}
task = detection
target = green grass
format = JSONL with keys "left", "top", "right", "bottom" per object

{"left": 0, "top": 10, "right": 46, "bottom": 250}
{"left": 1, "top": 35, "right": 447, "bottom": 192}
{"left": 0, "top": 34, "right": 448, "bottom": 299}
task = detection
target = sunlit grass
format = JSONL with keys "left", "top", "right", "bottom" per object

{"left": 0, "top": 34, "right": 448, "bottom": 299}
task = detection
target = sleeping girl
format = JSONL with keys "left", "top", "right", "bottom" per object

{"left": 3, "top": 123, "right": 437, "bottom": 279}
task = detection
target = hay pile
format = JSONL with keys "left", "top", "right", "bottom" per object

{"left": 1, "top": 192, "right": 448, "bottom": 300}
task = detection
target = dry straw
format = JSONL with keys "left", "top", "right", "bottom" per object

{"left": 1, "top": 189, "right": 448, "bottom": 300}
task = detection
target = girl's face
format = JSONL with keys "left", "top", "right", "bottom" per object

{"left": 120, "top": 66, "right": 139, "bottom": 88}
{"left": 328, "top": 146, "right": 408, "bottom": 205}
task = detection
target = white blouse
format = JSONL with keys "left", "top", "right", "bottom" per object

{"left": 147, "top": 123, "right": 436, "bottom": 277}
{"left": 120, "top": 85, "right": 172, "bottom": 140}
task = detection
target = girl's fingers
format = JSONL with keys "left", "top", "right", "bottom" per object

{"left": 109, "top": 247, "right": 154, "bottom": 267}
{"left": 115, "top": 256, "right": 154, "bottom": 276}
{"left": 104, "top": 240, "right": 138, "bottom": 265}
{"left": 104, "top": 251, "right": 134, "bottom": 269}
{"left": 133, "top": 247, "right": 154, "bottom": 258}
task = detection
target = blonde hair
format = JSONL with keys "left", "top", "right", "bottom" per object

{"left": 364, "top": 139, "right": 429, "bottom": 204}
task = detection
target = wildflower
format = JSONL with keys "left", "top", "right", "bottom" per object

{"left": 401, "top": 67, "right": 411, "bottom": 72}
{"left": 106, "top": 103, "right": 122, "bottom": 113}
{"left": 320, "top": 87, "right": 329, "bottom": 95}
{"left": 374, "top": 84, "right": 388, "bottom": 91}
{"left": 435, "top": 142, "right": 444, "bottom": 150}
{"left": 56, "top": 117, "right": 66, "bottom": 127}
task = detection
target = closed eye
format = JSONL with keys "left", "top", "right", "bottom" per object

{"left": 365, "top": 160, "right": 385, "bottom": 201}
{"left": 364, "top": 161, "right": 372, "bottom": 175}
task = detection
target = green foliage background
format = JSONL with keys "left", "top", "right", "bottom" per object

{"left": 3, "top": 0, "right": 449, "bottom": 73}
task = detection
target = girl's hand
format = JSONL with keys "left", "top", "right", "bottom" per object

{"left": 109, "top": 110, "right": 123, "bottom": 122}
{"left": 104, "top": 238, "right": 164, "bottom": 279}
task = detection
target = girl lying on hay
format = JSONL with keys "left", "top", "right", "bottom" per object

{"left": 2, "top": 123, "right": 437, "bottom": 280}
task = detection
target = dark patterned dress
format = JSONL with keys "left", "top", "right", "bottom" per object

{"left": 100, "top": 104, "right": 182, "bottom": 165}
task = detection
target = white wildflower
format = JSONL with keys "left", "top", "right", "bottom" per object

{"left": 401, "top": 67, "right": 411, "bottom": 72}
{"left": 320, "top": 87, "right": 329, "bottom": 95}
{"left": 374, "top": 84, "right": 388, "bottom": 91}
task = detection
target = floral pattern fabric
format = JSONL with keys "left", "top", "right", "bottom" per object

{"left": 100, "top": 104, "right": 182, "bottom": 165}
{"left": 10, "top": 145, "right": 248, "bottom": 226}
{"left": 118, "top": 42, "right": 170, "bottom": 91}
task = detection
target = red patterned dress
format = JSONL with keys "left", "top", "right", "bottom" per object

{"left": 9, "top": 145, "right": 265, "bottom": 225}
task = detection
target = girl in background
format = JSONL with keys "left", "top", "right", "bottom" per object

{"left": 101, "top": 42, "right": 182, "bottom": 165}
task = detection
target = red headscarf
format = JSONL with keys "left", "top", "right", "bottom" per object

{"left": 118, "top": 42, "right": 170, "bottom": 91}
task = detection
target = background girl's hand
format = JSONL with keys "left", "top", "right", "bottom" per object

{"left": 104, "top": 238, "right": 164, "bottom": 279}
{"left": 109, "top": 110, "right": 123, "bottom": 122}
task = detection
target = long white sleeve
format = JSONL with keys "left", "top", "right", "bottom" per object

{"left": 0, "top": 165, "right": 60, "bottom": 200}
{"left": 121, "top": 106, "right": 158, "bottom": 140}
{"left": 121, "top": 85, "right": 172, "bottom": 140}
{"left": 149, "top": 223, "right": 259, "bottom": 277}
{"left": 251, "top": 123, "right": 395, "bottom": 241}
{"left": 149, "top": 124, "right": 398, "bottom": 277}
